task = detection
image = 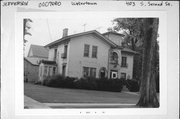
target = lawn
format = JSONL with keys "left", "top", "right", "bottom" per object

{"left": 24, "top": 83, "right": 139, "bottom": 104}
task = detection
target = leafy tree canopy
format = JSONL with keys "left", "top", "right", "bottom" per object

{"left": 23, "top": 19, "right": 33, "bottom": 44}
{"left": 109, "top": 18, "right": 145, "bottom": 50}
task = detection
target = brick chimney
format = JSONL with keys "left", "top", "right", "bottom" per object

{"left": 62, "top": 28, "right": 68, "bottom": 37}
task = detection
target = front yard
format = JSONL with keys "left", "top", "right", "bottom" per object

{"left": 24, "top": 83, "right": 139, "bottom": 104}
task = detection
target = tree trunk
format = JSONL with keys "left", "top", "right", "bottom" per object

{"left": 136, "top": 18, "right": 159, "bottom": 107}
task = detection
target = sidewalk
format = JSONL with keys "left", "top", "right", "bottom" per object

{"left": 24, "top": 95, "right": 51, "bottom": 109}
{"left": 25, "top": 95, "right": 137, "bottom": 109}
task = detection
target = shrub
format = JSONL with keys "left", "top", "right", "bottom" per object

{"left": 34, "top": 80, "right": 42, "bottom": 85}
{"left": 43, "top": 75, "right": 124, "bottom": 92}
{"left": 43, "top": 75, "right": 76, "bottom": 88}
{"left": 63, "top": 77, "right": 76, "bottom": 88}
{"left": 74, "top": 77, "right": 98, "bottom": 90}
{"left": 125, "top": 79, "right": 139, "bottom": 92}
{"left": 97, "top": 78, "right": 123, "bottom": 92}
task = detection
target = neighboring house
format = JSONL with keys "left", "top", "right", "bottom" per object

{"left": 39, "top": 28, "right": 138, "bottom": 82}
{"left": 24, "top": 45, "right": 48, "bottom": 83}
{"left": 28, "top": 44, "right": 49, "bottom": 59}
{"left": 24, "top": 57, "right": 39, "bottom": 82}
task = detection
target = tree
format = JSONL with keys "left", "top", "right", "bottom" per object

{"left": 23, "top": 18, "right": 33, "bottom": 45}
{"left": 109, "top": 18, "right": 144, "bottom": 81}
{"left": 112, "top": 18, "right": 144, "bottom": 50}
{"left": 136, "top": 18, "right": 159, "bottom": 107}
{"left": 109, "top": 18, "right": 159, "bottom": 107}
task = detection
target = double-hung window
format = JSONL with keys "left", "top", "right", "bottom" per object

{"left": 54, "top": 49, "right": 57, "bottom": 61}
{"left": 121, "top": 56, "right": 127, "bottom": 67}
{"left": 90, "top": 68, "right": 96, "bottom": 77}
{"left": 92, "top": 46, "right": 98, "bottom": 58}
{"left": 64, "top": 45, "right": 68, "bottom": 58}
{"left": 84, "top": 44, "right": 90, "bottom": 57}
{"left": 83, "top": 67, "right": 89, "bottom": 77}
{"left": 83, "top": 67, "right": 96, "bottom": 78}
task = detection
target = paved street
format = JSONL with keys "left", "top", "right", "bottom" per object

{"left": 24, "top": 83, "right": 139, "bottom": 106}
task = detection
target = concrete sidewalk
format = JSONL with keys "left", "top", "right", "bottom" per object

{"left": 25, "top": 95, "right": 137, "bottom": 109}
{"left": 24, "top": 95, "right": 51, "bottom": 109}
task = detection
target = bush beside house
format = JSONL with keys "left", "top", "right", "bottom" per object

{"left": 42, "top": 75, "right": 124, "bottom": 92}
{"left": 43, "top": 75, "right": 76, "bottom": 88}
{"left": 125, "top": 79, "right": 139, "bottom": 92}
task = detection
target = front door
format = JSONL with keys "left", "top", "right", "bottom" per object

{"left": 110, "top": 70, "right": 118, "bottom": 79}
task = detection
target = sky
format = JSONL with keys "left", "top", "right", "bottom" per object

{"left": 24, "top": 14, "right": 118, "bottom": 56}
{"left": 24, "top": 12, "right": 162, "bottom": 56}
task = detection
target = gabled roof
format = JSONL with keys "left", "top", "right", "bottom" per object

{"left": 28, "top": 44, "right": 48, "bottom": 58}
{"left": 103, "top": 31, "right": 125, "bottom": 37}
{"left": 24, "top": 57, "right": 39, "bottom": 66}
{"left": 45, "top": 30, "right": 117, "bottom": 48}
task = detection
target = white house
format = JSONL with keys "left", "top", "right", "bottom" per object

{"left": 38, "top": 28, "right": 138, "bottom": 81}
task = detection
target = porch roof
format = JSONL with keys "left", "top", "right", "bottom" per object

{"left": 40, "top": 60, "right": 57, "bottom": 65}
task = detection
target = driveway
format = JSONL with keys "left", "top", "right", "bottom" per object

{"left": 24, "top": 83, "right": 139, "bottom": 104}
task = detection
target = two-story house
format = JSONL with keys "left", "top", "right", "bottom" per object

{"left": 38, "top": 28, "right": 137, "bottom": 82}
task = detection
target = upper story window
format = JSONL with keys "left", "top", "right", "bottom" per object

{"left": 64, "top": 45, "right": 68, "bottom": 56}
{"left": 54, "top": 49, "right": 57, "bottom": 61}
{"left": 92, "top": 46, "right": 98, "bottom": 58}
{"left": 62, "top": 44, "right": 68, "bottom": 59}
{"left": 84, "top": 44, "right": 90, "bottom": 57}
{"left": 121, "top": 56, "right": 128, "bottom": 67}
{"left": 111, "top": 52, "right": 118, "bottom": 64}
